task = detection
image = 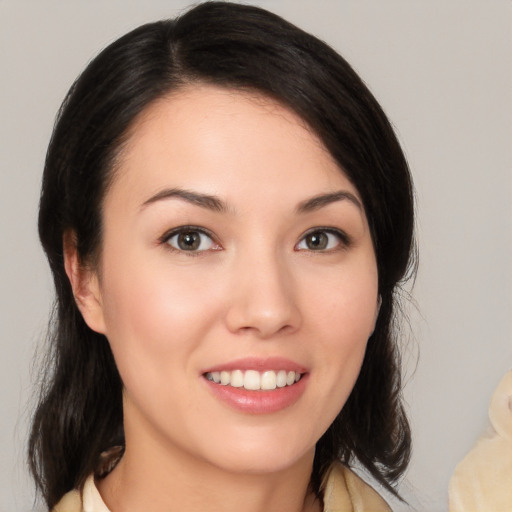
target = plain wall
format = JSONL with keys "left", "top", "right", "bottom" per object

{"left": 1, "top": 1, "right": 511, "bottom": 510}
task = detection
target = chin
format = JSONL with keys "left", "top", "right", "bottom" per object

{"left": 199, "top": 429, "right": 317, "bottom": 476}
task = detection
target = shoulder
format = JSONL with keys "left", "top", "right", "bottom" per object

{"left": 322, "top": 462, "right": 392, "bottom": 512}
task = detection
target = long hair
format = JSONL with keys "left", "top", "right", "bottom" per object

{"left": 30, "top": 2, "right": 415, "bottom": 508}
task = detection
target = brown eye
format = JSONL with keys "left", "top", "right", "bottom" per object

{"left": 305, "top": 232, "right": 328, "bottom": 250}
{"left": 296, "top": 229, "right": 346, "bottom": 251}
{"left": 177, "top": 232, "right": 201, "bottom": 250}
{"left": 166, "top": 229, "right": 216, "bottom": 252}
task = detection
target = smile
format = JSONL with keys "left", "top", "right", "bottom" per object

{"left": 205, "top": 369, "right": 302, "bottom": 390}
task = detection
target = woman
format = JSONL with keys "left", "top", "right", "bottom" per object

{"left": 29, "top": 2, "right": 415, "bottom": 511}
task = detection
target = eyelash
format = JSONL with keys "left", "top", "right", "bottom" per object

{"left": 159, "top": 226, "right": 351, "bottom": 255}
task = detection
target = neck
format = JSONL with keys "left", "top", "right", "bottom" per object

{"left": 97, "top": 420, "right": 321, "bottom": 512}
{"left": 98, "top": 448, "right": 320, "bottom": 512}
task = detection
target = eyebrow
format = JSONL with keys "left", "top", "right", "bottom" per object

{"left": 296, "top": 191, "right": 363, "bottom": 213}
{"left": 140, "top": 187, "right": 362, "bottom": 215}
{"left": 141, "top": 188, "right": 228, "bottom": 212}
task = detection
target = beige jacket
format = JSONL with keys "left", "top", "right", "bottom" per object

{"left": 53, "top": 462, "right": 391, "bottom": 512}
{"left": 449, "top": 371, "right": 512, "bottom": 511}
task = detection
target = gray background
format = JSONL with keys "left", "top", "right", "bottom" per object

{"left": 1, "top": 1, "right": 511, "bottom": 510}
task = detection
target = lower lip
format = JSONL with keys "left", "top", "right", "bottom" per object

{"left": 203, "top": 374, "right": 308, "bottom": 414}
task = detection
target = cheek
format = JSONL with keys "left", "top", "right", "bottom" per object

{"left": 97, "top": 252, "right": 223, "bottom": 383}
{"left": 305, "top": 259, "right": 379, "bottom": 343}
{"left": 301, "top": 261, "right": 378, "bottom": 418}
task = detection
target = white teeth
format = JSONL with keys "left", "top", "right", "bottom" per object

{"left": 205, "top": 369, "right": 302, "bottom": 390}
{"left": 261, "top": 371, "right": 277, "bottom": 390}
{"left": 244, "top": 370, "right": 260, "bottom": 390}
{"left": 276, "top": 370, "right": 287, "bottom": 388}
{"left": 230, "top": 369, "right": 244, "bottom": 387}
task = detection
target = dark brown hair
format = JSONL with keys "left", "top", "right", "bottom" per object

{"left": 30, "top": 2, "right": 415, "bottom": 508}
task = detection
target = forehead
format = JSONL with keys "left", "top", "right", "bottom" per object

{"left": 108, "top": 85, "right": 360, "bottom": 209}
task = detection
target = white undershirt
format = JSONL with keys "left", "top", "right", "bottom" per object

{"left": 83, "top": 475, "right": 110, "bottom": 512}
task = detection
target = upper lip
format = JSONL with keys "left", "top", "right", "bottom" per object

{"left": 202, "top": 357, "right": 308, "bottom": 374}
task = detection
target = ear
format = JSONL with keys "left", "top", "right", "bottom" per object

{"left": 63, "top": 230, "right": 107, "bottom": 334}
{"left": 370, "top": 295, "right": 382, "bottom": 336}
{"left": 375, "top": 295, "right": 382, "bottom": 322}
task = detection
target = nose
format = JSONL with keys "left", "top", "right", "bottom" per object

{"left": 224, "top": 250, "right": 302, "bottom": 339}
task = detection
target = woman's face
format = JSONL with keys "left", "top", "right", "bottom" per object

{"left": 83, "top": 85, "right": 379, "bottom": 475}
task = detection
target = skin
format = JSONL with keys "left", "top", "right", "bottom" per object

{"left": 65, "top": 85, "right": 379, "bottom": 512}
